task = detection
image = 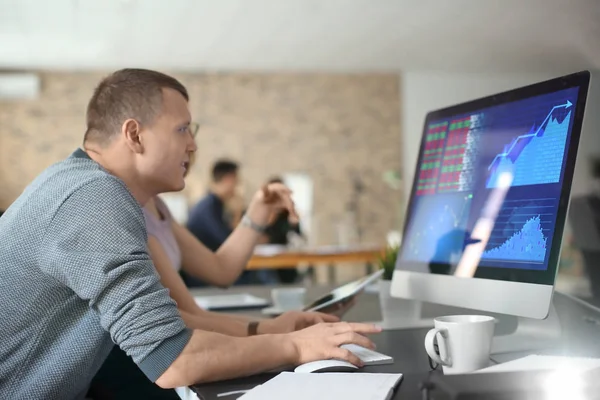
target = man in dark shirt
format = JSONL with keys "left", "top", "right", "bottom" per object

{"left": 187, "top": 160, "right": 239, "bottom": 251}
{"left": 185, "top": 160, "right": 256, "bottom": 285}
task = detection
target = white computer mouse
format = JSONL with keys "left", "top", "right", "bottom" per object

{"left": 294, "top": 359, "right": 359, "bottom": 373}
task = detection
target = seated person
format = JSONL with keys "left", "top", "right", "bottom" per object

{"left": 261, "top": 176, "right": 305, "bottom": 284}
{"left": 0, "top": 68, "right": 378, "bottom": 400}
{"left": 187, "top": 159, "right": 240, "bottom": 252}
{"left": 185, "top": 159, "right": 265, "bottom": 286}
{"left": 90, "top": 173, "right": 337, "bottom": 398}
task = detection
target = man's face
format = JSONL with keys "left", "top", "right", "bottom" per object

{"left": 137, "top": 88, "right": 197, "bottom": 194}
{"left": 221, "top": 173, "right": 239, "bottom": 199}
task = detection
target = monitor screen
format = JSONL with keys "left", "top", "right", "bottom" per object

{"left": 396, "top": 71, "right": 590, "bottom": 286}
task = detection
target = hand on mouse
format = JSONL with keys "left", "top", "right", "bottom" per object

{"left": 258, "top": 311, "right": 339, "bottom": 334}
{"left": 286, "top": 322, "right": 382, "bottom": 367}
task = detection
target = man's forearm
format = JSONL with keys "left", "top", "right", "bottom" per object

{"left": 222, "top": 312, "right": 254, "bottom": 324}
{"left": 156, "top": 329, "right": 294, "bottom": 388}
{"left": 215, "top": 202, "right": 270, "bottom": 280}
{"left": 179, "top": 309, "right": 249, "bottom": 337}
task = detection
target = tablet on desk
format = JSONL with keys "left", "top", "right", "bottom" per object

{"left": 303, "top": 269, "right": 384, "bottom": 312}
{"left": 194, "top": 293, "right": 270, "bottom": 311}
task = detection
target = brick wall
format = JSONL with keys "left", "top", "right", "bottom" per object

{"left": 0, "top": 72, "right": 402, "bottom": 246}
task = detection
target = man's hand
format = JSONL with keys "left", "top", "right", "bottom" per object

{"left": 246, "top": 182, "right": 299, "bottom": 225}
{"left": 287, "top": 322, "right": 382, "bottom": 367}
{"left": 259, "top": 311, "right": 339, "bottom": 334}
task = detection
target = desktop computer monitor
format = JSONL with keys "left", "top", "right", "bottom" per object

{"left": 391, "top": 71, "right": 591, "bottom": 321}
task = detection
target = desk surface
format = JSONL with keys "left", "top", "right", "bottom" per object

{"left": 190, "top": 286, "right": 600, "bottom": 400}
{"left": 190, "top": 285, "right": 440, "bottom": 400}
{"left": 191, "top": 332, "right": 435, "bottom": 400}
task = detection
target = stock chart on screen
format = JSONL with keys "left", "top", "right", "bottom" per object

{"left": 486, "top": 101, "right": 573, "bottom": 189}
{"left": 481, "top": 198, "right": 552, "bottom": 263}
{"left": 416, "top": 122, "right": 446, "bottom": 195}
{"left": 402, "top": 87, "right": 579, "bottom": 271}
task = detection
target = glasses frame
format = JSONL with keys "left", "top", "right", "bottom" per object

{"left": 189, "top": 122, "right": 199, "bottom": 138}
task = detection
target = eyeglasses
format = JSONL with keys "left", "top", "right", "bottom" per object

{"left": 189, "top": 122, "right": 199, "bottom": 138}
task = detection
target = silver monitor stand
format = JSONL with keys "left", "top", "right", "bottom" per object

{"left": 379, "top": 294, "right": 562, "bottom": 362}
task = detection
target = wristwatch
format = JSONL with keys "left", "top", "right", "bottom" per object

{"left": 247, "top": 321, "right": 260, "bottom": 336}
{"left": 241, "top": 214, "right": 267, "bottom": 233}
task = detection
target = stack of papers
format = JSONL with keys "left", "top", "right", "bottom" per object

{"left": 238, "top": 372, "right": 403, "bottom": 400}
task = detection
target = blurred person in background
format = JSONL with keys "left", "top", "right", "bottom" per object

{"left": 187, "top": 159, "right": 241, "bottom": 252}
{"left": 259, "top": 176, "right": 305, "bottom": 283}
{"left": 185, "top": 160, "right": 272, "bottom": 286}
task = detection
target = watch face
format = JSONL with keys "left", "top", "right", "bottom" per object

{"left": 243, "top": 215, "right": 266, "bottom": 233}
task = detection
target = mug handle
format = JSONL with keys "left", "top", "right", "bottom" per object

{"left": 424, "top": 328, "right": 451, "bottom": 366}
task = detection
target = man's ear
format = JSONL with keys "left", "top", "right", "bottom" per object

{"left": 121, "top": 119, "right": 143, "bottom": 154}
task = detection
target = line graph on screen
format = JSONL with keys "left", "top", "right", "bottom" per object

{"left": 487, "top": 100, "right": 572, "bottom": 189}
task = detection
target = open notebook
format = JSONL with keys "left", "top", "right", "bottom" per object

{"left": 238, "top": 372, "right": 403, "bottom": 400}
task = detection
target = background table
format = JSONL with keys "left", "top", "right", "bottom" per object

{"left": 246, "top": 244, "right": 384, "bottom": 283}
{"left": 246, "top": 244, "right": 384, "bottom": 269}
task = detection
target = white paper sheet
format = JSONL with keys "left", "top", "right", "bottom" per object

{"left": 238, "top": 372, "right": 403, "bottom": 400}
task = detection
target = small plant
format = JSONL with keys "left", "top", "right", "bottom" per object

{"left": 378, "top": 244, "right": 399, "bottom": 280}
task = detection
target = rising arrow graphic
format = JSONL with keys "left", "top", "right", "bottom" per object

{"left": 487, "top": 100, "right": 573, "bottom": 171}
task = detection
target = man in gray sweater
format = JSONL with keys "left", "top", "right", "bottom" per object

{"left": 0, "top": 69, "right": 379, "bottom": 399}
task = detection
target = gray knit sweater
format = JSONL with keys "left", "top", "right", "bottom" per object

{"left": 0, "top": 149, "right": 192, "bottom": 399}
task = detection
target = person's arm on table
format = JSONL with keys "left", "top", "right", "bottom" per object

{"left": 174, "top": 183, "right": 298, "bottom": 287}
{"left": 150, "top": 234, "right": 339, "bottom": 335}
{"left": 41, "top": 178, "right": 376, "bottom": 389}
{"left": 177, "top": 308, "right": 247, "bottom": 336}
{"left": 156, "top": 321, "right": 381, "bottom": 388}
{"left": 41, "top": 177, "right": 381, "bottom": 389}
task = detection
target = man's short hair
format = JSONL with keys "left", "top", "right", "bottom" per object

{"left": 211, "top": 159, "right": 239, "bottom": 182}
{"left": 84, "top": 68, "right": 189, "bottom": 144}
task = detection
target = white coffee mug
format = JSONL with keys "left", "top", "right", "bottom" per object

{"left": 424, "top": 315, "right": 495, "bottom": 374}
{"left": 271, "top": 287, "right": 306, "bottom": 311}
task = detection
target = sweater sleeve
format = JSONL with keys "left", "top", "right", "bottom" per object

{"left": 38, "top": 176, "right": 192, "bottom": 382}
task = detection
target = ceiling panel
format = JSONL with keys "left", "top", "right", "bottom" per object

{"left": 0, "top": 0, "right": 598, "bottom": 72}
